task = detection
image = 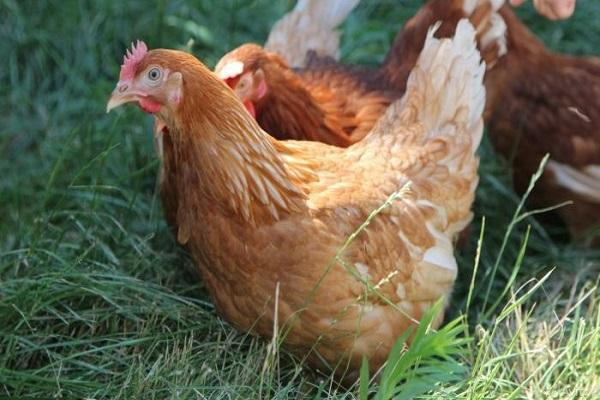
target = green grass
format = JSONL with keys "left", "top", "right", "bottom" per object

{"left": 1, "top": 0, "right": 599, "bottom": 398}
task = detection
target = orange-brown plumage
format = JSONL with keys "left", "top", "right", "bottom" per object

{"left": 107, "top": 20, "right": 486, "bottom": 377}
{"left": 484, "top": 6, "right": 600, "bottom": 244}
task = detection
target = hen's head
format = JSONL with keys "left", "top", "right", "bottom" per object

{"left": 215, "top": 43, "right": 287, "bottom": 118}
{"left": 106, "top": 41, "right": 185, "bottom": 118}
{"left": 107, "top": 41, "right": 237, "bottom": 134}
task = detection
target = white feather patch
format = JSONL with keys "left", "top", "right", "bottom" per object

{"left": 216, "top": 60, "right": 244, "bottom": 80}
{"left": 423, "top": 245, "right": 458, "bottom": 271}
{"left": 547, "top": 160, "right": 600, "bottom": 203}
{"left": 422, "top": 222, "right": 458, "bottom": 271}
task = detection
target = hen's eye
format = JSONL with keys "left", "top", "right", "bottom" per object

{"left": 148, "top": 67, "right": 161, "bottom": 81}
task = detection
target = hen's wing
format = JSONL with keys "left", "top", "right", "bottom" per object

{"left": 265, "top": 0, "right": 360, "bottom": 68}
{"left": 495, "top": 56, "right": 600, "bottom": 233}
{"left": 285, "top": 19, "right": 486, "bottom": 275}
{"left": 280, "top": 21, "right": 486, "bottom": 353}
{"left": 488, "top": 57, "right": 600, "bottom": 167}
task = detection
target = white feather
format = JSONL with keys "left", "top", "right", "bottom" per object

{"left": 547, "top": 160, "right": 600, "bottom": 203}
{"left": 265, "top": 0, "right": 360, "bottom": 68}
{"left": 216, "top": 60, "right": 244, "bottom": 80}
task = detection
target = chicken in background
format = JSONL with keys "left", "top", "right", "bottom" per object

{"left": 216, "top": 42, "right": 395, "bottom": 146}
{"left": 264, "top": 0, "right": 360, "bottom": 68}
{"left": 484, "top": 6, "right": 600, "bottom": 245}
{"left": 214, "top": 0, "right": 506, "bottom": 146}
{"left": 106, "top": 20, "right": 486, "bottom": 376}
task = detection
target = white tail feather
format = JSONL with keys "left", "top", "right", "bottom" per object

{"left": 298, "top": 0, "right": 359, "bottom": 29}
{"left": 480, "top": 13, "right": 507, "bottom": 57}
{"left": 365, "top": 19, "right": 487, "bottom": 159}
{"left": 265, "top": 0, "right": 359, "bottom": 68}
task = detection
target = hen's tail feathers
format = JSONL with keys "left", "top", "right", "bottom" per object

{"left": 463, "top": 0, "right": 507, "bottom": 68}
{"left": 407, "top": 19, "right": 485, "bottom": 235}
{"left": 411, "top": 19, "right": 485, "bottom": 154}
{"left": 370, "top": 19, "right": 485, "bottom": 181}
{"left": 265, "top": 0, "right": 360, "bottom": 68}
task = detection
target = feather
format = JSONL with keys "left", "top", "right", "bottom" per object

{"left": 215, "top": 0, "right": 506, "bottom": 149}
{"left": 265, "top": 0, "right": 360, "bottom": 68}
{"left": 547, "top": 161, "right": 600, "bottom": 203}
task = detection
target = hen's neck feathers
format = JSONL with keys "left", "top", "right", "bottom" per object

{"left": 256, "top": 62, "right": 353, "bottom": 147}
{"left": 160, "top": 55, "right": 311, "bottom": 229}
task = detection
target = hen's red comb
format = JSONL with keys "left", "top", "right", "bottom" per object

{"left": 119, "top": 40, "right": 148, "bottom": 81}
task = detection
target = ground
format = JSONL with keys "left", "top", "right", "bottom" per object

{"left": 1, "top": 0, "right": 599, "bottom": 398}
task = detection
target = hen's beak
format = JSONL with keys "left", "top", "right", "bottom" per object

{"left": 106, "top": 81, "right": 138, "bottom": 113}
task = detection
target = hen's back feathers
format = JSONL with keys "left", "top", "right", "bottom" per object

{"left": 350, "top": 20, "right": 485, "bottom": 234}
{"left": 265, "top": 0, "right": 360, "bottom": 68}
{"left": 296, "top": 19, "right": 486, "bottom": 246}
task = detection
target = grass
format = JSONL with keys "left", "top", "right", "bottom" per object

{"left": 1, "top": 0, "right": 599, "bottom": 398}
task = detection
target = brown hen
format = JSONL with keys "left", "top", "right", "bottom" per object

{"left": 106, "top": 20, "right": 485, "bottom": 377}
{"left": 485, "top": 6, "right": 600, "bottom": 245}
